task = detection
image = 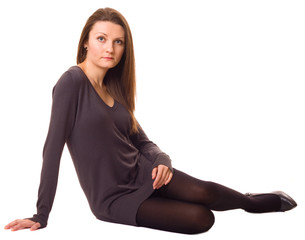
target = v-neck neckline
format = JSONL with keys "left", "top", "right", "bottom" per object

{"left": 75, "top": 66, "right": 118, "bottom": 110}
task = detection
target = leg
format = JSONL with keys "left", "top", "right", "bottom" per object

{"left": 136, "top": 197, "right": 215, "bottom": 234}
{"left": 154, "top": 169, "right": 281, "bottom": 213}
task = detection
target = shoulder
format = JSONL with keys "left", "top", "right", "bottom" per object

{"left": 54, "top": 66, "right": 85, "bottom": 93}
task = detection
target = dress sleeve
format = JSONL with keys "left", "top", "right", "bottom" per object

{"left": 26, "top": 71, "right": 78, "bottom": 229}
{"left": 129, "top": 122, "right": 173, "bottom": 172}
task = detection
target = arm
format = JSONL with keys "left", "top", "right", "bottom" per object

{"left": 130, "top": 122, "right": 173, "bottom": 189}
{"left": 130, "top": 122, "right": 173, "bottom": 172}
{"left": 26, "top": 71, "right": 78, "bottom": 229}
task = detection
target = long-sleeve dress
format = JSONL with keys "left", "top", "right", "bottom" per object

{"left": 27, "top": 66, "right": 173, "bottom": 228}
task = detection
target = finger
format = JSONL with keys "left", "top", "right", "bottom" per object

{"left": 14, "top": 221, "right": 31, "bottom": 231}
{"left": 153, "top": 168, "right": 162, "bottom": 189}
{"left": 5, "top": 220, "right": 19, "bottom": 229}
{"left": 165, "top": 172, "right": 173, "bottom": 185}
{"left": 30, "top": 222, "right": 41, "bottom": 231}
{"left": 11, "top": 224, "right": 23, "bottom": 231}
{"left": 163, "top": 171, "right": 170, "bottom": 185}
{"left": 159, "top": 168, "right": 167, "bottom": 187}
{"left": 155, "top": 167, "right": 167, "bottom": 189}
{"left": 4, "top": 224, "right": 11, "bottom": 229}
{"left": 152, "top": 167, "right": 157, "bottom": 180}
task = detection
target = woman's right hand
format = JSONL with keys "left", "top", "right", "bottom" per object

{"left": 4, "top": 219, "right": 41, "bottom": 231}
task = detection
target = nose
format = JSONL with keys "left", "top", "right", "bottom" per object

{"left": 105, "top": 42, "right": 114, "bottom": 53}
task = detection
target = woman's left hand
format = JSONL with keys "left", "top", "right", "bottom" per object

{"left": 152, "top": 165, "right": 173, "bottom": 189}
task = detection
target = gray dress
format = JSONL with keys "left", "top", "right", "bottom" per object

{"left": 28, "top": 66, "right": 173, "bottom": 228}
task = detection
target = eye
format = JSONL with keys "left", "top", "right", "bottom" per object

{"left": 97, "top": 36, "right": 105, "bottom": 42}
{"left": 115, "top": 40, "right": 124, "bottom": 45}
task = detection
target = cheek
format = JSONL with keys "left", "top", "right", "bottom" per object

{"left": 88, "top": 43, "right": 103, "bottom": 58}
{"left": 117, "top": 48, "right": 125, "bottom": 60}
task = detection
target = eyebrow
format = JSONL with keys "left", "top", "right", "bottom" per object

{"left": 96, "top": 32, "right": 124, "bottom": 39}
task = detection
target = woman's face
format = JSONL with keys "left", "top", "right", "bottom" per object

{"left": 85, "top": 21, "right": 125, "bottom": 70}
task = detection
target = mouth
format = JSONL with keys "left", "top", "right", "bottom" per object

{"left": 102, "top": 57, "right": 114, "bottom": 60}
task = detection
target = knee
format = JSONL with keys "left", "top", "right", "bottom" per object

{"left": 188, "top": 207, "right": 215, "bottom": 234}
{"left": 195, "top": 181, "right": 221, "bottom": 205}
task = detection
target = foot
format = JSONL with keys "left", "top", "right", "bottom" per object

{"left": 245, "top": 191, "right": 297, "bottom": 212}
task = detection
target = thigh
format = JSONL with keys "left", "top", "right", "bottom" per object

{"left": 153, "top": 169, "right": 219, "bottom": 205}
{"left": 136, "top": 196, "right": 214, "bottom": 234}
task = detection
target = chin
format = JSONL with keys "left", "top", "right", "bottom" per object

{"left": 98, "top": 63, "right": 118, "bottom": 69}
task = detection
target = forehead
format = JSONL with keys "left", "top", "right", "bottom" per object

{"left": 90, "top": 21, "right": 125, "bottom": 37}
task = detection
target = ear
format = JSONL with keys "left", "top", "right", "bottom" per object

{"left": 84, "top": 40, "right": 88, "bottom": 49}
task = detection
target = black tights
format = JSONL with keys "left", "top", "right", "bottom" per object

{"left": 136, "top": 169, "right": 281, "bottom": 234}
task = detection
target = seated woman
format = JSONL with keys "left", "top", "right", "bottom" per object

{"left": 5, "top": 8, "right": 297, "bottom": 234}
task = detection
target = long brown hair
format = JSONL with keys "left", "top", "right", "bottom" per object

{"left": 77, "top": 8, "right": 138, "bottom": 134}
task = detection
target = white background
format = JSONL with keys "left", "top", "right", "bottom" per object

{"left": 0, "top": 0, "right": 304, "bottom": 239}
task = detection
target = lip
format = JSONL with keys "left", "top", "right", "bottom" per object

{"left": 102, "top": 57, "right": 114, "bottom": 60}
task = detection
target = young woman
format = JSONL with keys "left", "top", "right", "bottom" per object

{"left": 5, "top": 8, "right": 297, "bottom": 234}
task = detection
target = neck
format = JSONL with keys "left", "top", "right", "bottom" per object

{"left": 78, "top": 60, "right": 108, "bottom": 88}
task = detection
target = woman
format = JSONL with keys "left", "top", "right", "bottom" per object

{"left": 5, "top": 8, "right": 297, "bottom": 234}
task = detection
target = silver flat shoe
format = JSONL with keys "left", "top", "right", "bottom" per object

{"left": 245, "top": 191, "right": 297, "bottom": 212}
